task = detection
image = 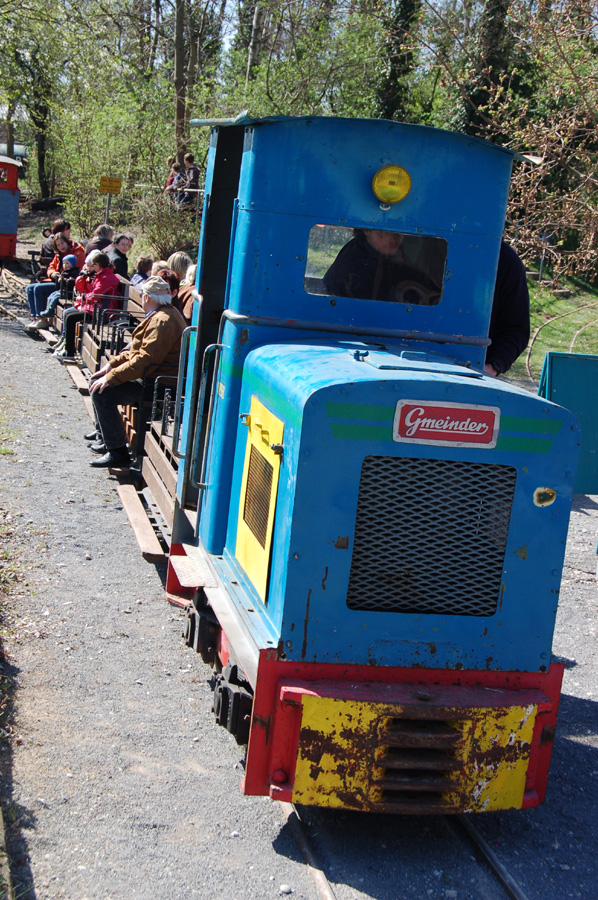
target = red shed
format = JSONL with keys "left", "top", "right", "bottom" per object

{"left": 0, "top": 156, "right": 21, "bottom": 260}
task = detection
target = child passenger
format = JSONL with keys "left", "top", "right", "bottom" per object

{"left": 130, "top": 256, "right": 153, "bottom": 286}
{"left": 27, "top": 254, "right": 81, "bottom": 330}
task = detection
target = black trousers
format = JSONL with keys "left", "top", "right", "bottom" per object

{"left": 62, "top": 308, "right": 86, "bottom": 356}
{"left": 91, "top": 381, "right": 142, "bottom": 450}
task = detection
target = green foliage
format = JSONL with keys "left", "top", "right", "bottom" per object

{"left": 134, "top": 192, "right": 199, "bottom": 260}
{"left": 3, "top": 0, "right": 598, "bottom": 281}
{"left": 220, "top": 1, "right": 379, "bottom": 117}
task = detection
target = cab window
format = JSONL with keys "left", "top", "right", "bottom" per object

{"left": 304, "top": 225, "right": 447, "bottom": 306}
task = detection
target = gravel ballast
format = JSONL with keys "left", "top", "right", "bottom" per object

{"left": 1, "top": 273, "right": 598, "bottom": 900}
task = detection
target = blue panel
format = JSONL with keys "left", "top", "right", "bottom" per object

{"left": 228, "top": 118, "right": 513, "bottom": 354}
{"left": 238, "top": 118, "right": 512, "bottom": 231}
{"left": 538, "top": 351, "right": 598, "bottom": 493}
{"left": 222, "top": 341, "right": 578, "bottom": 673}
{"left": 0, "top": 191, "right": 18, "bottom": 233}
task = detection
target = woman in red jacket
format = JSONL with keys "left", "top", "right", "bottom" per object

{"left": 53, "top": 251, "right": 121, "bottom": 360}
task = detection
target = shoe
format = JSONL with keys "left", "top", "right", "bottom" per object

{"left": 53, "top": 348, "right": 67, "bottom": 358}
{"left": 84, "top": 430, "right": 100, "bottom": 441}
{"left": 90, "top": 449, "right": 130, "bottom": 468}
{"left": 89, "top": 441, "right": 107, "bottom": 454}
{"left": 24, "top": 320, "right": 40, "bottom": 332}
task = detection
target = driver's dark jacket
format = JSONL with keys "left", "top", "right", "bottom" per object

{"left": 322, "top": 232, "right": 433, "bottom": 302}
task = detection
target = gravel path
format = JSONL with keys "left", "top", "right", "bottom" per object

{"left": 0, "top": 307, "right": 315, "bottom": 900}
{"left": 1, "top": 274, "right": 598, "bottom": 900}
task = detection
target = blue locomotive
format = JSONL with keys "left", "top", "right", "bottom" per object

{"left": 166, "top": 116, "right": 578, "bottom": 814}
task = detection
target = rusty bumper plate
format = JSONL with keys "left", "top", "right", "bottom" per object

{"left": 266, "top": 680, "right": 552, "bottom": 814}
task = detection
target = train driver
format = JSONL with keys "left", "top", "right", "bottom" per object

{"left": 322, "top": 228, "right": 529, "bottom": 376}
{"left": 323, "top": 228, "right": 443, "bottom": 306}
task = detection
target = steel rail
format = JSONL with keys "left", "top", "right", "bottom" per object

{"left": 453, "top": 815, "right": 533, "bottom": 900}
{"left": 279, "top": 802, "right": 338, "bottom": 900}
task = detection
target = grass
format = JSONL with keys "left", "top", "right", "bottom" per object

{"left": 0, "top": 402, "right": 22, "bottom": 597}
{"left": 0, "top": 411, "right": 14, "bottom": 459}
{"left": 509, "top": 272, "right": 598, "bottom": 384}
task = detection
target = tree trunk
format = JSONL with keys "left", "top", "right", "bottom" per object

{"left": 36, "top": 130, "right": 50, "bottom": 198}
{"left": 246, "top": 5, "right": 266, "bottom": 84}
{"left": 461, "top": 0, "right": 510, "bottom": 135}
{"left": 185, "top": 0, "right": 197, "bottom": 141}
{"left": 6, "top": 101, "right": 15, "bottom": 159}
{"left": 174, "top": 0, "right": 187, "bottom": 163}
{"left": 375, "top": 0, "right": 422, "bottom": 122}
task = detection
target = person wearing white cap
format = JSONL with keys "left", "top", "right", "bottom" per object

{"left": 88, "top": 276, "right": 186, "bottom": 468}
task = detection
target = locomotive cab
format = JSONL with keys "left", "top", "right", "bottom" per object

{"left": 169, "top": 116, "right": 578, "bottom": 814}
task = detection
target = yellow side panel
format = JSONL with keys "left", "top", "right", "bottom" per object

{"left": 235, "top": 397, "right": 284, "bottom": 604}
{"left": 454, "top": 704, "right": 537, "bottom": 812}
{"left": 293, "top": 698, "right": 379, "bottom": 809}
{"left": 291, "top": 696, "right": 537, "bottom": 812}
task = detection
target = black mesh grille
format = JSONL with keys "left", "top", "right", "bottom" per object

{"left": 346, "top": 456, "right": 517, "bottom": 616}
{"left": 243, "top": 444, "right": 273, "bottom": 548}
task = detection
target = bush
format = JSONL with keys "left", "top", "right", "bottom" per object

{"left": 134, "top": 192, "right": 199, "bottom": 260}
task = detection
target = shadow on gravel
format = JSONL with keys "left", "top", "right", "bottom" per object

{"left": 571, "top": 494, "right": 598, "bottom": 514}
{"left": 270, "top": 695, "right": 598, "bottom": 900}
{"left": 0, "top": 555, "right": 36, "bottom": 899}
{"left": 0, "top": 361, "right": 38, "bottom": 899}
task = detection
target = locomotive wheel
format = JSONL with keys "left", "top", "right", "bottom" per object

{"left": 183, "top": 608, "right": 197, "bottom": 648}
{"left": 212, "top": 664, "right": 254, "bottom": 744}
{"left": 196, "top": 613, "right": 219, "bottom": 665}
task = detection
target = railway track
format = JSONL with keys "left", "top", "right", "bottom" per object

{"left": 285, "top": 801, "right": 536, "bottom": 900}
{"left": 0, "top": 257, "right": 590, "bottom": 900}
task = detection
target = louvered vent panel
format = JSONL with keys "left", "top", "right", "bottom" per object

{"left": 242, "top": 444, "right": 273, "bottom": 549}
{"left": 346, "top": 456, "right": 517, "bottom": 616}
{"left": 371, "top": 717, "right": 465, "bottom": 812}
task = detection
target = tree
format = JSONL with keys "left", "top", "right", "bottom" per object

{"left": 374, "top": 0, "right": 423, "bottom": 122}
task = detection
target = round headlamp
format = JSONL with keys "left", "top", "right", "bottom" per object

{"left": 372, "top": 165, "right": 411, "bottom": 204}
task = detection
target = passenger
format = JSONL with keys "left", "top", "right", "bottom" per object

{"left": 151, "top": 260, "right": 168, "bottom": 275}
{"left": 164, "top": 156, "right": 176, "bottom": 190}
{"left": 484, "top": 240, "right": 530, "bottom": 376}
{"left": 85, "top": 224, "right": 115, "bottom": 255}
{"left": 323, "top": 229, "right": 441, "bottom": 304}
{"left": 130, "top": 255, "right": 153, "bottom": 286}
{"left": 156, "top": 267, "right": 181, "bottom": 314}
{"left": 53, "top": 251, "right": 121, "bottom": 360}
{"left": 107, "top": 233, "right": 134, "bottom": 279}
{"left": 88, "top": 276, "right": 187, "bottom": 468}
{"left": 166, "top": 251, "right": 193, "bottom": 281}
{"left": 25, "top": 232, "right": 86, "bottom": 330}
{"left": 27, "top": 254, "right": 81, "bottom": 331}
{"left": 34, "top": 218, "right": 71, "bottom": 281}
{"left": 176, "top": 263, "right": 197, "bottom": 324}
{"left": 180, "top": 153, "right": 200, "bottom": 206}
{"left": 165, "top": 163, "right": 186, "bottom": 203}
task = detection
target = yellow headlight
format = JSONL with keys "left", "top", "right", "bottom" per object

{"left": 372, "top": 165, "right": 411, "bottom": 204}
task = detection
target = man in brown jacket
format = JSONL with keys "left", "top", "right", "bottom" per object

{"left": 89, "top": 275, "right": 186, "bottom": 467}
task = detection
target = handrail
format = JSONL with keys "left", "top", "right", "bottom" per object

{"left": 171, "top": 325, "right": 196, "bottom": 459}
{"left": 221, "top": 309, "right": 490, "bottom": 348}
{"left": 190, "top": 343, "right": 224, "bottom": 490}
